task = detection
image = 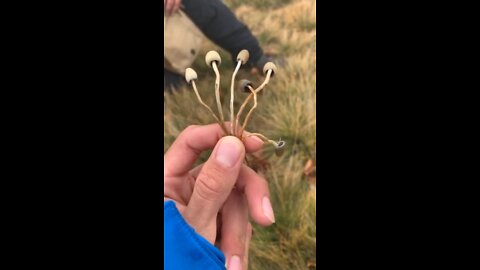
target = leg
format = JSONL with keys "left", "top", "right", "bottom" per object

{"left": 182, "top": 0, "right": 264, "bottom": 66}
{"left": 164, "top": 69, "right": 183, "bottom": 91}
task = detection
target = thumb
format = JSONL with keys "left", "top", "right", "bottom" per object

{"left": 184, "top": 136, "right": 245, "bottom": 242}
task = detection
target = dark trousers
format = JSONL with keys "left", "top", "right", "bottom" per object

{"left": 164, "top": 0, "right": 263, "bottom": 89}
{"left": 182, "top": 0, "right": 263, "bottom": 65}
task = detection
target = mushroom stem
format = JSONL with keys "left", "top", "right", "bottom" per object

{"left": 247, "top": 133, "right": 286, "bottom": 156}
{"left": 253, "top": 69, "right": 273, "bottom": 94}
{"left": 237, "top": 85, "right": 257, "bottom": 137}
{"left": 247, "top": 133, "right": 279, "bottom": 147}
{"left": 239, "top": 70, "right": 273, "bottom": 132}
{"left": 230, "top": 61, "right": 242, "bottom": 135}
{"left": 234, "top": 88, "right": 253, "bottom": 136}
{"left": 242, "top": 69, "right": 273, "bottom": 130}
{"left": 212, "top": 62, "right": 225, "bottom": 127}
{"left": 191, "top": 81, "right": 228, "bottom": 135}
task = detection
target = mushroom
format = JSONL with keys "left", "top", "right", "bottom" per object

{"left": 205, "top": 51, "right": 226, "bottom": 131}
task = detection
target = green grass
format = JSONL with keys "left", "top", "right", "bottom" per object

{"left": 164, "top": 0, "right": 316, "bottom": 269}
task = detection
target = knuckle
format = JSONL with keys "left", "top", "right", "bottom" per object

{"left": 184, "top": 124, "right": 199, "bottom": 133}
{"left": 237, "top": 234, "right": 246, "bottom": 248}
{"left": 195, "top": 170, "right": 226, "bottom": 202}
{"left": 260, "top": 177, "right": 269, "bottom": 191}
{"left": 255, "top": 174, "right": 269, "bottom": 189}
{"left": 223, "top": 234, "right": 246, "bottom": 254}
{"left": 179, "top": 125, "right": 200, "bottom": 144}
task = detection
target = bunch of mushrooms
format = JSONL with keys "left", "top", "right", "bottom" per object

{"left": 185, "top": 50, "right": 286, "bottom": 157}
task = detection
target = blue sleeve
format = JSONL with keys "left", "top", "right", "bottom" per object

{"left": 164, "top": 201, "right": 226, "bottom": 270}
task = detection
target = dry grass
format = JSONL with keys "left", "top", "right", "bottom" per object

{"left": 164, "top": 0, "right": 316, "bottom": 269}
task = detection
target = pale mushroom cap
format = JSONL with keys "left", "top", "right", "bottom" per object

{"left": 236, "top": 50, "right": 250, "bottom": 65}
{"left": 275, "top": 140, "right": 286, "bottom": 156}
{"left": 263, "top": 62, "right": 277, "bottom": 76}
{"left": 185, "top": 68, "right": 198, "bottom": 84}
{"left": 239, "top": 79, "right": 253, "bottom": 92}
{"left": 205, "top": 51, "right": 221, "bottom": 67}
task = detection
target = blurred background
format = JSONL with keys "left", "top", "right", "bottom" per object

{"left": 164, "top": 0, "right": 316, "bottom": 268}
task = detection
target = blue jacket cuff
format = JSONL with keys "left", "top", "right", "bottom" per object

{"left": 164, "top": 200, "right": 226, "bottom": 270}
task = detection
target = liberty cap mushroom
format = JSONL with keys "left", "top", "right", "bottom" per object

{"left": 236, "top": 50, "right": 250, "bottom": 65}
{"left": 184, "top": 49, "right": 286, "bottom": 158}
{"left": 205, "top": 50, "right": 222, "bottom": 67}
{"left": 185, "top": 68, "right": 198, "bottom": 84}
{"left": 263, "top": 62, "right": 277, "bottom": 77}
{"left": 205, "top": 50, "right": 226, "bottom": 130}
{"left": 274, "top": 140, "right": 286, "bottom": 157}
{"left": 231, "top": 49, "right": 250, "bottom": 134}
{"left": 239, "top": 79, "right": 253, "bottom": 93}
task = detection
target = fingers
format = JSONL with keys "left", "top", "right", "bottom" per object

{"left": 220, "top": 190, "right": 248, "bottom": 270}
{"left": 164, "top": 123, "right": 263, "bottom": 177}
{"left": 236, "top": 165, "right": 275, "bottom": 226}
{"left": 165, "top": 0, "right": 180, "bottom": 16}
{"left": 190, "top": 164, "right": 275, "bottom": 227}
{"left": 184, "top": 136, "right": 245, "bottom": 243}
{"left": 164, "top": 0, "right": 173, "bottom": 15}
{"left": 243, "top": 223, "right": 252, "bottom": 270}
{"left": 172, "top": 0, "right": 181, "bottom": 14}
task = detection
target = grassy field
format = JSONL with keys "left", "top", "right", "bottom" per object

{"left": 164, "top": 0, "right": 316, "bottom": 269}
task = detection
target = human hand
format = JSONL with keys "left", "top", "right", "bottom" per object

{"left": 164, "top": 0, "right": 182, "bottom": 16}
{"left": 164, "top": 123, "right": 275, "bottom": 270}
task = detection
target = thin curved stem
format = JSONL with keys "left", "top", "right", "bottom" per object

{"left": 253, "top": 69, "right": 272, "bottom": 94}
{"left": 212, "top": 62, "right": 225, "bottom": 127}
{"left": 230, "top": 61, "right": 242, "bottom": 135}
{"left": 247, "top": 133, "right": 278, "bottom": 147}
{"left": 234, "top": 86, "right": 254, "bottom": 136}
{"left": 240, "top": 70, "right": 273, "bottom": 133}
{"left": 191, "top": 81, "right": 228, "bottom": 135}
{"left": 239, "top": 86, "right": 257, "bottom": 137}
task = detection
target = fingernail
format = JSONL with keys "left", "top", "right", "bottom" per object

{"left": 216, "top": 137, "right": 242, "bottom": 168}
{"left": 262, "top": 197, "right": 275, "bottom": 224}
{"left": 227, "top": 255, "right": 242, "bottom": 270}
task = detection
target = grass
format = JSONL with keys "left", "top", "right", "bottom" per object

{"left": 164, "top": 0, "right": 316, "bottom": 269}
{"left": 226, "top": 0, "right": 293, "bottom": 10}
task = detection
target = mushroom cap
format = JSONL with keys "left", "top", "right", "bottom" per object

{"left": 263, "top": 62, "right": 277, "bottom": 77}
{"left": 274, "top": 140, "right": 286, "bottom": 157}
{"left": 236, "top": 50, "right": 250, "bottom": 65}
{"left": 185, "top": 68, "right": 198, "bottom": 84}
{"left": 239, "top": 79, "right": 253, "bottom": 93}
{"left": 205, "top": 51, "right": 222, "bottom": 67}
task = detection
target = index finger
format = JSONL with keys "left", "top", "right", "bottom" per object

{"left": 165, "top": 0, "right": 174, "bottom": 15}
{"left": 164, "top": 123, "right": 263, "bottom": 177}
{"left": 172, "top": 0, "right": 181, "bottom": 14}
